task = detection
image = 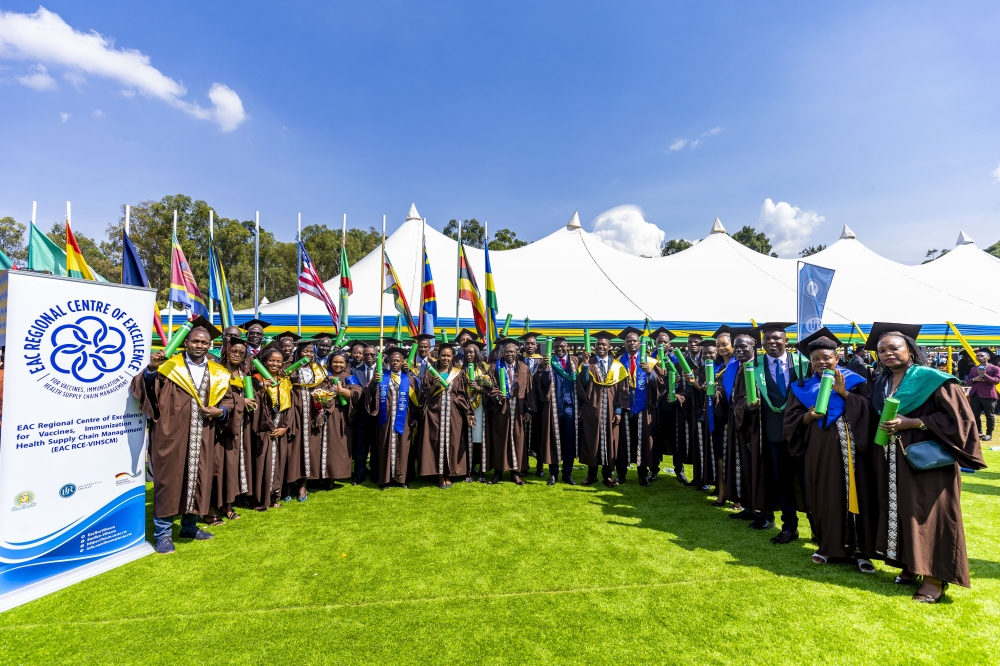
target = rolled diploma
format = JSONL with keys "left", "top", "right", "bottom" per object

{"left": 163, "top": 320, "right": 194, "bottom": 357}
{"left": 874, "top": 397, "right": 900, "bottom": 446}
{"left": 252, "top": 358, "right": 274, "bottom": 382}
{"left": 814, "top": 369, "right": 835, "bottom": 415}
{"left": 744, "top": 363, "right": 758, "bottom": 403}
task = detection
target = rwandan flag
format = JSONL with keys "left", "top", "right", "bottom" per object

{"left": 339, "top": 243, "right": 352, "bottom": 329}
{"left": 122, "top": 227, "right": 168, "bottom": 345}
{"left": 66, "top": 221, "right": 99, "bottom": 281}
{"left": 383, "top": 251, "right": 417, "bottom": 336}
{"left": 169, "top": 238, "right": 209, "bottom": 318}
{"left": 419, "top": 240, "right": 437, "bottom": 338}
{"left": 457, "top": 241, "right": 487, "bottom": 339}
{"left": 484, "top": 241, "right": 498, "bottom": 349}
{"left": 208, "top": 241, "right": 235, "bottom": 329}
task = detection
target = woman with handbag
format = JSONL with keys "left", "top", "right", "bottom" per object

{"left": 869, "top": 323, "right": 986, "bottom": 603}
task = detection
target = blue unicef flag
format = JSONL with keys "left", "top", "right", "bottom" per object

{"left": 797, "top": 262, "right": 835, "bottom": 338}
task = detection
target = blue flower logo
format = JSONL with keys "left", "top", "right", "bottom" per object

{"left": 50, "top": 316, "right": 127, "bottom": 383}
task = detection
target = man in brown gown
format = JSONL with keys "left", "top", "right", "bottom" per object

{"left": 576, "top": 332, "right": 629, "bottom": 487}
{"left": 364, "top": 347, "right": 419, "bottom": 488}
{"left": 131, "top": 317, "right": 234, "bottom": 554}
{"left": 486, "top": 339, "right": 534, "bottom": 485}
{"left": 724, "top": 328, "right": 763, "bottom": 520}
{"left": 532, "top": 337, "right": 581, "bottom": 485}
{"left": 417, "top": 343, "right": 474, "bottom": 487}
{"left": 679, "top": 337, "right": 719, "bottom": 492}
{"left": 615, "top": 327, "right": 664, "bottom": 486}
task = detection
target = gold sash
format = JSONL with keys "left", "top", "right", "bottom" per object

{"left": 429, "top": 367, "right": 462, "bottom": 398}
{"left": 262, "top": 376, "right": 293, "bottom": 412}
{"left": 291, "top": 362, "right": 328, "bottom": 389}
{"left": 158, "top": 356, "right": 231, "bottom": 407}
{"left": 590, "top": 359, "right": 629, "bottom": 387}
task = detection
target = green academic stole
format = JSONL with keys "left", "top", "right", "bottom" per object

{"left": 158, "top": 356, "right": 231, "bottom": 407}
{"left": 752, "top": 352, "right": 805, "bottom": 414}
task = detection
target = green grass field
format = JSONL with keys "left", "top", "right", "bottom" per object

{"left": 1, "top": 450, "right": 998, "bottom": 665}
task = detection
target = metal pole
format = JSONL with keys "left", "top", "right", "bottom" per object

{"left": 297, "top": 212, "right": 302, "bottom": 337}
{"left": 455, "top": 218, "right": 461, "bottom": 337}
{"left": 380, "top": 214, "right": 386, "bottom": 356}
{"left": 125, "top": 204, "right": 130, "bottom": 235}
{"left": 122, "top": 205, "right": 131, "bottom": 283}
{"left": 340, "top": 213, "right": 348, "bottom": 331}
{"left": 31, "top": 200, "right": 36, "bottom": 226}
{"left": 66, "top": 200, "right": 71, "bottom": 229}
{"left": 169, "top": 209, "right": 176, "bottom": 336}
{"left": 485, "top": 218, "right": 490, "bottom": 352}
{"left": 254, "top": 210, "right": 260, "bottom": 319}
{"left": 209, "top": 209, "right": 214, "bottom": 326}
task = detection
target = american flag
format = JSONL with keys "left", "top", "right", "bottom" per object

{"left": 298, "top": 242, "right": 340, "bottom": 329}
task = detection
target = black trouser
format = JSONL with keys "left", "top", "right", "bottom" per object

{"left": 588, "top": 465, "right": 614, "bottom": 480}
{"left": 969, "top": 394, "right": 996, "bottom": 436}
{"left": 557, "top": 413, "right": 576, "bottom": 478}
{"left": 616, "top": 413, "right": 649, "bottom": 481}
{"left": 765, "top": 438, "right": 806, "bottom": 531}
{"left": 353, "top": 415, "right": 377, "bottom": 481}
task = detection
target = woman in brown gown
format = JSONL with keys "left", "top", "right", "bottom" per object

{"left": 320, "top": 351, "right": 361, "bottom": 486}
{"left": 251, "top": 348, "right": 294, "bottom": 511}
{"left": 417, "top": 343, "right": 474, "bottom": 488}
{"left": 463, "top": 341, "right": 492, "bottom": 483}
{"left": 287, "top": 341, "right": 329, "bottom": 501}
{"left": 211, "top": 336, "right": 256, "bottom": 523}
{"left": 870, "top": 325, "right": 986, "bottom": 603}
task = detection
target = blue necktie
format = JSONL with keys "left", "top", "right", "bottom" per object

{"left": 775, "top": 358, "right": 786, "bottom": 397}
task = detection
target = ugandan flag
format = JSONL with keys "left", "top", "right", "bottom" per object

{"left": 457, "top": 241, "right": 487, "bottom": 339}
{"left": 66, "top": 221, "right": 98, "bottom": 281}
{"left": 383, "top": 251, "right": 417, "bottom": 336}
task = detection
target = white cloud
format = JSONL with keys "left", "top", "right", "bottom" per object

{"left": 92, "top": 108, "right": 105, "bottom": 117}
{"left": 59, "top": 112, "right": 69, "bottom": 123}
{"left": 17, "top": 63, "right": 55, "bottom": 89}
{"left": 668, "top": 139, "right": 688, "bottom": 152}
{"left": 591, "top": 205, "right": 666, "bottom": 257}
{"left": 993, "top": 162, "right": 1000, "bottom": 184}
{"left": 0, "top": 7, "right": 247, "bottom": 131}
{"left": 702, "top": 126, "right": 724, "bottom": 137}
{"left": 757, "top": 198, "right": 825, "bottom": 257}
{"left": 666, "top": 127, "right": 724, "bottom": 153}
{"left": 62, "top": 70, "right": 85, "bottom": 89}
{"left": 120, "top": 89, "right": 135, "bottom": 98}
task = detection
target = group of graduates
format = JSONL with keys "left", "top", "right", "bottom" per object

{"left": 134, "top": 316, "right": 986, "bottom": 605}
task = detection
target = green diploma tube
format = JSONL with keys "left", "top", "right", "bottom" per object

{"left": 658, "top": 345, "right": 677, "bottom": 374}
{"left": 668, "top": 368, "right": 676, "bottom": 402}
{"left": 468, "top": 361, "right": 476, "bottom": 381}
{"left": 286, "top": 356, "right": 311, "bottom": 375}
{"left": 874, "top": 397, "right": 900, "bottom": 446}
{"left": 426, "top": 364, "right": 448, "bottom": 388}
{"left": 543, "top": 337, "right": 551, "bottom": 357}
{"left": 243, "top": 375, "right": 254, "bottom": 403}
{"left": 441, "top": 329, "right": 450, "bottom": 343}
{"left": 705, "top": 359, "right": 715, "bottom": 396}
{"left": 676, "top": 350, "right": 692, "bottom": 375}
{"left": 584, "top": 328, "right": 592, "bottom": 353}
{"left": 640, "top": 336, "right": 649, "bottom": 365}
{"left": 498, "top": 366, "right": 508, "bottom": 397}
{"left": 502, "top": 314, "right": 512, "bottom": 336}
{"left": 334, "top": 328, "right": 347, "bottom": 348}
{"left": 406, "top": 342, "right": 418, "bottom": 366}
{"left": 376, "top": 351, "right": 383, "bottom": 377}
{"left": 252, "top": 358, "right": 274, "bottom": 382}
{"left": 814, "top": 369, "right": 835, "bottom": 415}
{"left": 332, "top": 376, "right": 348, "bottom": 406}
{"left": 162, "top": 320, "right": 194, "bottom": 357}
{"left": 744, "top": 363, "right": 758, "bottom": 403}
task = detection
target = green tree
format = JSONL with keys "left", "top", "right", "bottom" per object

{"left": 442, "top": 219, "right": 527, "bottom": 249}
{"left": 733, "top": 226, "right": 777, "bottom": 257}
{"left": 986, "top": 240, "right": 1000, "bottom": 259}
{"left": 46, "top": 223, "right": 116, "bottom": 279}
{"left": 799, "top": 244, "right": 826, "bottom": 257}
{"left": 0, "top": 216, "right": 26, "bottom": 264}
{"left": 922, "top": 248, "right": 949, "bottom": 264}
{"left": 661, "top": 238, "right": 692, "bottom": 256}
{"left": 488, "top": 228, "right": 528, "bottom": 250}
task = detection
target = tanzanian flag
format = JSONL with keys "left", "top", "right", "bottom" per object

{"left": 457, "top": 241, "right": 487, "bottom": 339}
{"left": 383, "top": 251, "right": 417, "bottom": 337}
{"left": 169, "top": 238, "right": 209, "bottom": 318}
{"left": 339, "top": 243, "right": 352, "bottom": 330}
{"left": 419, "top": 240, "right": 437, "bottom": 338}
{"left": 66, "top": 221, "right": 98, "bottom": 281}
{"left": 208, "top": 241, "right": 235, "bottom": 329}
{"left": 484, "top": 241, "right": 498, "bottom": 349}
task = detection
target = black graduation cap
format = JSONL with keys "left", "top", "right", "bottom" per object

{"left": 650, "top": 326, "right": 677, "bottom": 341}
{"left": 223, "top": 334, "right": 247, "bottom": 347}
{"left": 346, "top": 339, "right": 369, "bottom": 349}
{"left": 729, "top": 327, "right": 760, "bottom": 344}
{"left": 310, "top": 331, "right": 336, "bottom": 341}
{"left": 759, "top": 322, "right": 794, "bottom": 333}
{"left": 518, "top": 331, "right": 541, "bottom": 341}
{"left": 412, "top": 333, "right": 436, "bottom": 342}
{"left": 592, "top": 330, "right": 616, "bottom": 340}
{"left": 552, "top": 336, "right": 567, "bottom": 343}
{"left": 187, "top": 315, "right": 222, "bottom": 341}
{"left": 796, "top": 326, "right": 842, "bottom": 354}
{"left": 296, "top": 338, "right": 318, "bottom": 346}
{"left": 239, "top": 318, "right": 271, "bottom": 331}
{"left": 383, "top": 346, "right": 407, "bottom": 358}
{"left": 618, "top": 326, "right": 644, "bottom": 339}
{"left": 463, "top": 339, "right": 485, "bottom": 350}
{"left": 712, "top": 325, "right": 731, "bottom": 339}
{"left": 455, "top": 328, "right": 481, "bottom": 341}
{"left": 699, "top": 337, "right": 718, "bottom": 347}
{"left": 865, "top": 322, "right": 922, "bottom": 352}
{"left": 274, "top": 330, "right": 301, "bottom": 342}
{"left": 495, "top": 337, "right": 520, "bottom": 348}
{"left": 436, "top": 341, "right": 458, "bottom": 351}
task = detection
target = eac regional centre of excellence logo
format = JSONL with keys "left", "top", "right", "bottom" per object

{"left": 21, "top": 298, "right": 148, "bottom": 399}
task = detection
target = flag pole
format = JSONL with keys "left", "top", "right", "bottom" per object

{"left": 169, "top": 209, "right": 176, "bottom": 336}
{"left": 297, "top": 212, "right": 302, "bottom": 337}
{"left": 31, "top": 200, "right": 36, "bottom": 226}
{"left": 341, "top": 213, "right": 348, "bottom": 332}
{"left": 380, "top": 214, "right": 386, "bottom": 360}
{"left": 455, "top": 219, "right": 461, "bottom": 337}
{"left": 125, "top": 204, "right": 130, "bottom": 235}
{"left": 485, "top": 218, "right": 491, "bottom": 353}
{"left": 123, "top": 205, "right": 131, "bottom": 283}
{"left": 420, "top": 217, "right": 426, "bottom": 336}
{"left": 66, "top": 200, "right": 71, "bottom": 231}
{"left": 209, "top": 209, "right": 214, "bottom": 327}
{"left": 254, "top": 210, "right": 260, "bottom": 319}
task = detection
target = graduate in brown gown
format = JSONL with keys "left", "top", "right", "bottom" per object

{"left": 648, "top": 327, "right": 679, "bottom": 480}
{"left": 674, "top": 333, "right": 703, "bottom": 485}
{"left": 783, "top": 328, "right": 876, "bottom": 573}
{"left": 287, "top": 340, "right": 329, "bottom": 501}
{"left": 576, "top": 331, "right": 629, "bottom": 487}
{"left": 723, "top": 328, "right": 760, "bottom": 517}
{"left": 210, "top": 336, "right": 256, "bottom": 524}
{"left": 363, "top": 346, "right": 419, "bottom": 489}
{"left": 417, "top": 343, "right": 474, "bottom": 488}
{"left": 322, "top": 351, "right": 361, "bottom": 485}
{"left": 615, "top": 327, "right": 664, "bottom": 486}
{"left": 486, "top": 338, "right": 534, "bottom": 485}
{"left": 239, "top": 318, "right": 271, "bottom": 369}
{"left": 250, "top": 347, "right": 294, "bottom": 511}
{"left": 532, "top": 337, "right": 581, "bottom": 485}
{"left": 868, "top": 324, "right": 986, "bottom": 603}
{"left": 679, "top": 337, "right": 720, "bottom": 492}
{"left": 463, "top": 341, "right": 493, "bottom": 483}
{"left": 711, "top": 327, "right": 734, "bottom": 502}
{"left": 131, "top": 316, "right": 234, "bottom": 554}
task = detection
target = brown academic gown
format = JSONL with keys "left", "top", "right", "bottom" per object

{"left": 871, "top": 380, "right": 986, "bottom": 587}
{"left": 323, "top": 371, "right": 360, "bottom": 479}
{"left": 287, "top": 364, "right": 332, "bottom": 484}
{"left": 214, "top": 372, "right": 252, "bottom": 506}
{"left": 486, "top": 361, "right": 533, "bottom": 473}
{"left": 364, "top": 372, "right": 418, "bottom": 485}
{"left": 418, "top": 370, "right": 473, "bottom": 477}
{"left": 784, "top": 380, "right": 875, "bottom": 559}
{"left": 617, "top": 358, "right": 664, "bottom": 475}
{"left": 131, "top": 369, "right": 234, "bottom": 519}
{"left": 731, "top": 370, "right": 770, "bottom": 515}
{"left": 250, "top": 376, "right": 294, "bottom": 508}
{"left": 680, "top": 363, "right": 717, "bottom": 487}
{"left": 531, "top": 359, "right": 580, "bottom": 468}
{"left": 576, "top": 359, "right": 629, "bottom": 470}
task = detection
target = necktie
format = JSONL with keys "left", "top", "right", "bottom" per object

{"left": 775, "top": 357, "right": 786, "bottom": 397}
{"left": 629, "top": 354, "right": 636, "bottom": 375}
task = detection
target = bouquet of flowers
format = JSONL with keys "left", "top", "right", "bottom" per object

{"left": 311, "top": 388, "right": 336, "bottom": 410}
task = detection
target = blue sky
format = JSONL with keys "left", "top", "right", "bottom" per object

{"left": 1, "top": 2, "right": 998, "bottom": 262}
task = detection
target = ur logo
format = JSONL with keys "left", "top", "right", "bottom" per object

{"left": 804, "top": 317, "right": 823, "bottom": 334}
{"left": 50, "top": 315, "right": 127, "bottom": 383}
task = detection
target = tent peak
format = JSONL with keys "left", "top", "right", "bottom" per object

{"left": 956, "top": 230, "right": 975, "bottom": 246}
{"left": 566, "top": 211, "right": 581, "bottom": 229}
{"left": 406, "top": 203, "right": 421, "bottom": 221}
{"left": 710, "top": 217, "right": 726, "bottom": 234}
{"left": 839, "top": 224, "right": 856, "bottom": 240}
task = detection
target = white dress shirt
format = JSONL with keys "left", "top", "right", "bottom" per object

{"left": 766, "top": 353, "right": 789, "bottom": 389}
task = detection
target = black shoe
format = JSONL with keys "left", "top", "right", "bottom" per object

{"left": 547, "top": 475, "right": 557, "bottom": 486}
{"left": 562, "top": 476, "right": 576, "bottom": 486}
{"left": 535, "top": 466, "right": 545, "bottom": 477}
{"left": 178, "top": 528, "right": 214, "bottom": 541}
{"left": 771, "top": 529, "right": 799, "bottom": 544}
{"left": 488, "top": 473, "right": 502, "bottom": 485}
{"left": 154, "top": 537, "right": 176, "bottom": 554}
{"left": 513, "top": 474, "right": 525, "bottom": 486}
{"left": 582, "top": 476, "right": 598, "bottom": 486}
{"left": 478, "top": 475, "right": 487, "bottom": 483}
{"left": 709, "top": 486, "right": 719, "bottom": 496}
{"left": 749, "top": 518, "right": 773, "bottom": 530}
{"left": 676, "top": 471, "right": 689, "bottom": 484}
{"left": 639, "top": 476, "right": 650, "bottom": 487}
{"left": 699, "top": 485, "right": 711, "bottom": 492}
{"left": 649, "top": 470, "right": 659, "bottom": 481}
{"left": 730, "top": 509, "right": 755, "bottom": 520}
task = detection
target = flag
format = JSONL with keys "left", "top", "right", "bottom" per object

{"left": 122, "top": 228, "right": 168, "bottom": 345}
{"left": 27, "top": 222, "right": 67, "bottom": 276}
{"left": 298, "top": 242, "right": 340, "bottom": 329}
{"left": 0, "top": 247, "right": 17, "bottom": 271}
{"left": 457, "top": 241, "right": 487, "bottom": 338}
{"left": 209, "top": 241, "right": 236, "bottom": 329}
{"left": 169, "top": 239, "right": 208, "bottom": 318}
{"left": 339, "top": 243, "right": 352, "bottom": 329}
{"left": 419, "top": 240, "right": 437, "bottom": 337}
{"left": 797, "top": 262, "right": 836, "bottom": 339}
{"left": 383, "top": 251, "right": 417, "bottom": 336}
{"left": 66, "top": 221, "right": 98, "bottom": 281}
{"left": 484, "top": 241, "right": 498, "bottom": 347}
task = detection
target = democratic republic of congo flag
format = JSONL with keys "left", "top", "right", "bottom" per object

{"left": 484, "top": 241, "right": 498, "bottom": 349}
{"left": 383, "top": 251, "right": 417, "bottom": 336}
{"left": 419, "top": 240, "right": 437, "bottom": 337}
{"left": 66, "top": 221, "right": 98, "bottom": 281}
{"left": 169, "top": 238, "right": 209, "bottom": 318}
{"left": 457, "top": 241, "right": 487, "bottom": 339}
